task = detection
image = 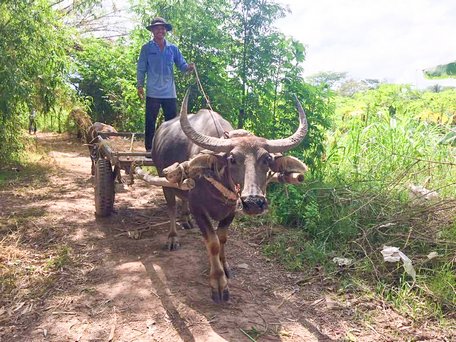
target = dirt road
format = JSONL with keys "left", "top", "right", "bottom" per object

{"left": 1, "top": 133, "right": 451, "bottom": 341}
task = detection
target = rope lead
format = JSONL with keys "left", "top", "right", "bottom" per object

{"left": 192, "top": 65, "right": 227, "bottom": 138}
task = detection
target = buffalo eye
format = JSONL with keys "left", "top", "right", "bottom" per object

{"left": 227, "top": 154, "right": 236, "bottom": 164}
{"left": 263, "top": 153, "right": 272, "bottom": 166}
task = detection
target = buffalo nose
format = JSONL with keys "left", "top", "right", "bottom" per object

{"left": 241, "top": 195, "right": 268, "bottom": 215}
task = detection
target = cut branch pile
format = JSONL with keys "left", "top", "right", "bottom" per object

{"left": 68, "top": 107, "right": 93, "bottom": 142}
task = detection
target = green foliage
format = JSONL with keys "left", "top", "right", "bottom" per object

{"left": 267, "top": 183, "right": 359, "bottom": 261}
{"left": 264, "top": 84, "right": 456, "bottom": 320}
{"left": 378, "top": 277, "right": 445, "bottom": 320}
{"left": 0, "top": 0, "right": 74, "bottom": 163}
{"left": 426, "top": 263, "right": 456, "bottom": 305}
{"left": 263, "top": 229, "right": 329, "bottom": 270}
{"left": 0, "top": 0, "right": 330, "bottom": 166}
{"left": 424, "top": 61, "right": 456, "bottom": 79}
{"left": 71, "top": 37, "right": 143, "bottom": 130}
{"left": 324, "top": 85, "right": 455, "bottom": 194}
{"left": 281, "top": 82, "right": 333, "bottom": 176}
{"left": 46, "top": 246, "right": 72, "bottom": 270}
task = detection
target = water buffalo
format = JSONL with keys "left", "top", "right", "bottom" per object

{"left": 152, "top": 90, "right": 308, "bottom": 302}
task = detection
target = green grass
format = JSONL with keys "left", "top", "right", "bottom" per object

{"left": 378, "top": 277, "right": 445, "bottom": 321}
{"left": 262, "top": 86, "right": 456, "bottom": 322}
{"left": 425, "top": 263, "right": 456, "bottom": 307}
{"left": 46, "top": 246, "right": 73, "bottom": 270}
{"left": 263, "top": 179, "right": 455, "bottom": 320}
{"left": 262, "top": 228, "right": 334, "bottom": 271}
{"left": 0, "top": 135, "right": 53, "bottom": 188}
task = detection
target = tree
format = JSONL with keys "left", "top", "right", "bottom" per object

{"left": 0, "top": 0, "right": 73, "bottom": 163}
{"left": 306, "top": 71, "right": 347, "bottom": 89}
{"left": 228, "top": 0, "right": 290, "bottom": 128}
{"left": 71, "top": 37, "right": 143, "bottom": 130}
{"left": 423, "top": 61, "right": 456, "bottom": 79}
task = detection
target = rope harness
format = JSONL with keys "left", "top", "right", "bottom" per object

{"left": 192, "top": 65, "right": 227, "bottom": 138}
{"left": 185, "top": 66, "right": 242, "bottom": 205}
{"left": 203, "top": 175, "right": 239, "bottom": 203}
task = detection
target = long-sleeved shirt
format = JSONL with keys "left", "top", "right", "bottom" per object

{"left": 136, "top": 39, "right": 189, "bottom": 98}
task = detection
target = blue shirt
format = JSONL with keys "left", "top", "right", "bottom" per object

{"left": 136, "top": 39, "right": 189, "bottom": 98}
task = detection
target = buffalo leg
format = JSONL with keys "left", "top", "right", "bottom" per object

{"left": 217, "top": 214, "right": 234, "bottom": 278}
{"left": 114, "top": 165, "right": 122, "bottom": 183}
{"left": 193, "top": 211, "right": 229, "bottom": 303}
{"left": 180, "top": 199, "right": 193, "bottom": 230}
{"left": 162, "top": 188, "right": 180, "bottom": 250}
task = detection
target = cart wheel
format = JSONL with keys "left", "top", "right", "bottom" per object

{"left": 95, "top": 158, "right": 115, "bottom": 217}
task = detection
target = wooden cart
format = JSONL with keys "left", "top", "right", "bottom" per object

{"left": 92, "top": 131, "right": 154, "bottom": 217}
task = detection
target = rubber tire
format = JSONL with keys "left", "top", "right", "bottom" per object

{"left": 94, "top": 158, "right": 115, "bottom": 217}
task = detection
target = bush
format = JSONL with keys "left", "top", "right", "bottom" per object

{"left": 263, "top": 84, "right": 456, "bottom": 320}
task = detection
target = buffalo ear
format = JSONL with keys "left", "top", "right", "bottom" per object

{"left": 269, "top": 155, "right": 308, "bottom": 174}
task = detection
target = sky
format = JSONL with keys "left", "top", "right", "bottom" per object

{"left": 276, "top": 0, "right": 456, "bottom": 88}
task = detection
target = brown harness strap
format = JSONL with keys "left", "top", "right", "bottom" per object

{"left": 203, "top": 175, "right": 239, "bottom": 202}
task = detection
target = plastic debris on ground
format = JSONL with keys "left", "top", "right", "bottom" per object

{"left": 381, "top": 246, "right": 416, "bottom": 281}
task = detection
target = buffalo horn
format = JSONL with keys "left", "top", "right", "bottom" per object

{"left": 179, "top": 89, "right": 234, "bottom": 152}
{"left": 265, "top": 95, "right": 308, "bottom": 153}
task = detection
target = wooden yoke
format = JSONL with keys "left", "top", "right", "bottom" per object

{"left": 135, "top": 167, "right": 195, "bottom": 190}
{"left": 163, "top": 153, "right": 308, "bottom": 186}
{"left": 163, "top": 161, "right": 189, "bottom": 184}
{"left": 163, "top": 153, "right": 222, "bottom": 182}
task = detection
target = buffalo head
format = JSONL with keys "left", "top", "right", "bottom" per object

{"left": 179, "top": 90, "right": 308, "bottom": 215}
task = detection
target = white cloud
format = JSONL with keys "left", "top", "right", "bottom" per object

{"left": 277, "top": 0, "right": 456, "bottom": 87}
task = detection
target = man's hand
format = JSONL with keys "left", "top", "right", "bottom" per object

{"left": 186, "top": 63, "right": 195, "bottom": 73}
{"left": 137, "top": 87, "right": 145, "bottom": 101}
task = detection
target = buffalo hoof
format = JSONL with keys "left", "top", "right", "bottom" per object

{"left": 211, "top": 287, "right": 230, "bottom": 303}
{"left": 167, "top": 237, "right": 180, "bottom": 251}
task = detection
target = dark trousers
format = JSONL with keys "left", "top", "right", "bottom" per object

{"left": 29, "top": 119, "right": 37, "bottom": 134}
{"left": 145, "top": 97, "right": 177, "bottom": 151}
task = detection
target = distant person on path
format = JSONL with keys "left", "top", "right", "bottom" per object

{"left": 136, "top": 17, "right": 195, "bottom": 152}
{"left": 29, "top": 108, "right": 37, "bottom": 135}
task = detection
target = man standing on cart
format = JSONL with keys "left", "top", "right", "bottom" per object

{"left": 136, "top": 17, "right": 194, "bottom": 153}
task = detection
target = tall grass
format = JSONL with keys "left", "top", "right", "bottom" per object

{"left": 264, "top": 85, "right": 456, "bottom": 321}
{"left": 326, "top": 104, "right": 454, "bottom": 197}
